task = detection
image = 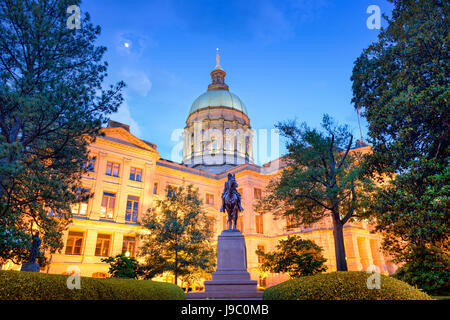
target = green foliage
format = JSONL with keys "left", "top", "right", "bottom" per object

{"left": 258, "top": 115, "right": 371, "bottom": 270}
{"left": 263, "top": 271, "right": 432, "bottom": 300}
{"left": 101, "top": 254, "right": 141, "bottom": 279}
{"left": 0, "top": 270, "right": 186, "bottom": 300}
{"left": 351, "top": 0, "right": 449, "bottom": 293}
{"left": 393, "top": 245, "right": 450, "bottom": 296}
{"left": 256, "top": 236, "right": 327, "bottom": 278}
{"left": 139, "top": 185, "right": 215, "bottom": 285}
{"left": 0, "top": 0, "right": 124, "bottom": 264}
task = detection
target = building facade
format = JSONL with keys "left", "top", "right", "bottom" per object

{"left": 2, "top": 53, "right": 397, "bottom": 288}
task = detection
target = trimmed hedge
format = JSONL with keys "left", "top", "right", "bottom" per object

{"left": 263, "top": 271, "right": 432, "bottom": 300}
{"left": 0, "top": 270, "right": 185, "bottom": 300}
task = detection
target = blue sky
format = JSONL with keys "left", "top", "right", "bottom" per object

{"left": 81, "top": 0, "right": 392, "bottom": 164}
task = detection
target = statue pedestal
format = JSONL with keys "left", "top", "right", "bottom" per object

{"left": 187, "top": 230, "right": 262, "bottom": 300}
{"left": 20, "top": 262, "right": 39, "bottom": 272}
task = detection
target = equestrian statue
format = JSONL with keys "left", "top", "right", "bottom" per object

{"left": 220, "top": 173, "right": 244, "bottom": 231}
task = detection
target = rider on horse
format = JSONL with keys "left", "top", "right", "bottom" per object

{"left": 220, "top": 173, "right": 244, "bottom": 212}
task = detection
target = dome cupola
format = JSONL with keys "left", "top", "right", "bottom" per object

{"left": 182, "top": 50, "right": 253, "bottom": 173}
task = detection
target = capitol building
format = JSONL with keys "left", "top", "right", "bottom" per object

{"left": 2, "top": 52, "right": 397, "bottom": 288}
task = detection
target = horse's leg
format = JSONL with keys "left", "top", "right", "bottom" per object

{"left": 233, "top": 207, "right": 238, "bottom": 230}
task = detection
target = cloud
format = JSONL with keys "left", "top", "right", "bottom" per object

{"left": 109, "top": 99, "right": 142, "bottom": 138}
{"left": 121, "top": 69, "right": 152, "bottom": 97}
{"left": 247, "top": 0, "right": 329, "bottom": 44}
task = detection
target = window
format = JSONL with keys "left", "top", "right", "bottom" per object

{"left": 71, "top": 188, "right": 90, "bottom": 216}
{"left": 255, "top": 215, "right": 264, "bottom": 234}
{"left": 254, "top": 188, "right": 262, "bottom": 200}
{"left": 65, "top": 231, "right": 84, "bottom": 255}
{"left": 225, "top": 140, "right": 231, "bottom": 152}
{"left": 286, "top": 216, "right": 295, "bottom": 229}
{"left": 259, "top": 275, "right": 267, "bottom": 288}
{"left": 122, "top": 236, "right": 136, "bottom": 257}
{"left": 237, "top": 143, "right": 241, "bottom": 152}
{"left": 201, "top": 141, "right": 207, "bottom": 152}
{"left": 85, "top": 156, "right": 96, "bottom": 172}
{"left": 95, "top": 234, "right": 111, "bottom": 257}
{"left": 211, "top": 139, "right": 217, "bottom": 151}
{"left": 129, "top": 167, "right": 142, "bottom": 182}
{"left": 207, "top": 217, "right": 215, "bottom": 234}
{"left": 153, "top": 182, "right": 158, "bottom": 194}
{"left": 100, "top": 192, "right": 116, "bottom": 219}
{"left": 206, "top": 193, "right": 214, "bottom": 205}
{"left": 106, "top": 162, "right": 120, "bottom": 177}
{"left": 125, "top": 195, "right": 139, "bottom": 222}
{"left": 168, "top": 186, "right": 177, "bottom": 197}
{"left": 191, "top": 144, "right": 194, "bottom": 154}
{"left": 257, "top": 245, "right": 265, "bottom": 264}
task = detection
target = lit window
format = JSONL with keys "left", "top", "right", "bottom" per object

{"left": 71, "top": 188, "right": 90, "bottom": 216}
{"left": 130, "top": 167, "right": 142, "bottom": 182}
{"left": 125, "top": 195, "right": 139, "bottom": 222}
{"left": 206, "top": 193, "right": 214, "bottom": 205}
{"left": 85, "top": 157, "right": 96, "bottom": 172}
{"left": 168, "top": 186, "right": 177, "bottom": 197}
{"left": 100, "top": 192, "right": 116, "bottom": 219}
{"left": 106, "top": 162, "right": 120, "bottom": 177}
{"left": 257, "top": 245, "right": 265, "bottom": 264}
{"left": 95, "top": 234, "right": 111, "bottom": 257}
{"left": 65, "top": 231, "right": 84, "bottom": 255}
{"left": 254, "top": 188, "right": 262, "bottom": 200}
{"left": 256, "top": 215, "right": 264, "bottom": 234}
{"left": 122, "top": 236, "right": 136, "bottom": 257}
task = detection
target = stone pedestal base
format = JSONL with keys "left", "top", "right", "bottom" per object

{"left": 187, "top": 230, "right": 262, "bottom": 300}
{"left": 20, "top": 262, "right": 39, "bottom": 272}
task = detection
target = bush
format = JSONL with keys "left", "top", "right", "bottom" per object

{"left": 263, "top": 271, "right": 432, "bottom": 300}
{"left": 0, "top": 270, "right": 185, "bottom": 300}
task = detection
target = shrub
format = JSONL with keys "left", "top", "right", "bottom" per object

{"left": 263, "top": 271, "right": 432, "bottom": 300}
{"left": 101, "top": 254, "right": 141, "bottom": 279}
{"left": 256, "top": 236, "right": 327, "bottom": 278}
{"left": 0, "top": 270, "right": 185, "bottom": 300}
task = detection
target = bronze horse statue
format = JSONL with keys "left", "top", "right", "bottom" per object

{"left": 220, "top": 173, "right": 244, "bottom": 231}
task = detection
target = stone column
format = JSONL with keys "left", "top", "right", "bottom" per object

{"left": 115, "top": 157, "right": 131, "bottom": 223}
{"left": 344, "top": 233, "right": 363, "bottom": 271}
{"left": 90, "top": 151, "right": 108, "bottom": 220}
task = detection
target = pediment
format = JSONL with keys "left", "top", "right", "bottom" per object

{"left": 98, "top": 127, "right": 157, "bottom": 153}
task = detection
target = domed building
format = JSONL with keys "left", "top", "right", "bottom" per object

{"left": 182, "top": 50, "right": 254, "bottom": 173}
{"left": 2, "top": 50, "right": 398, "bottom": 290}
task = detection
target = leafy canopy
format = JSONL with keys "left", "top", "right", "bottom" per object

{"left": 0, "top": 0, "right": 124, "bottom": 264}
{"left": 256, "top": 236, "right": 327, "bottom": 278}
{"left": 139, "top": 185, "right": 215, "bottom": 285}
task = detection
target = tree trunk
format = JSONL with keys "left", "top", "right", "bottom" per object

{"left": 332, "top": 216, "right": 348, "bottom": 271}
{"left": 174, "top": 249, "right": 178, "bottom": 285}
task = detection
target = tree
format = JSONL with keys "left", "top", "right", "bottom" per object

{"left": 351, "top": 0, "right": 449, "bottom": 293}
{"left": 0, "top": 0, "right": 124, "bottom": 265}
{"left": 102, "top": 253, "right": 141, "bottom": 279}
{"left": 139, "top": 185, "right": 215, "bottom": 285}
{"left": 258, "top": 115, "right": 370, "bottom": 271}
{"left": 256, "top": 236, "right": 327, "bottom": 278}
